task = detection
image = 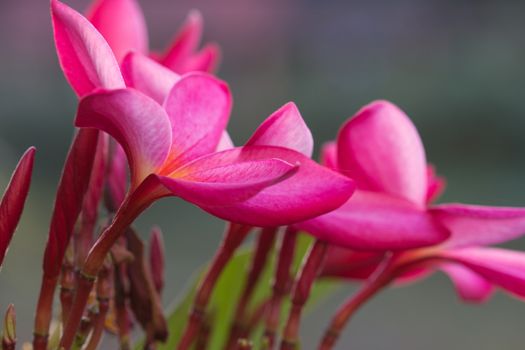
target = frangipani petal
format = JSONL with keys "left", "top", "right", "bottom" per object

{"left": 159, "top": 10, "right": 202, "bottom": 72}
{"left": 337, "top": 100, "right": 427, "bottom": 206}
{"left": 297, "top": 191, "right": 449, "bottom": 251}
{"left": 86, "top": 0, "right": 148, "bottom": 62}
{"left": 162, "top": 73, "right": 231, "bottom": 170}
{"left": 159, "top": 150, "right": 298, "bottom": 207}
{"left": 440, "top": 247, "right": 525, "bottom": 299}
{"left": 0, "top": 147, "right": 36, "bottom": 266}
{"left": 216, "top": 132, "right": 234, "bottom": 152}
{"left": 439, "top": 263, "right": 493, "bottom": 303}
{"left": 320, "top": 246, "right": 384, "bottom": 280}
{"left": 246, "top": 102, "right": 314, "bottom": 157}
{"left": 426, "top": 164, "right": 446, "bottom": 204}
{"left": 121, "top": 52, "right": 180, "bottom": 104}
{"left": 430, "top": 204, "right": 525, "bottom": 248}
{"left": 320, "top": 141, "right": 337, "bottom": 170}
{"left": 198, "top": 146, "right": 354, "bottom": 227}
{"left": 51, "top": 0, "right": 125, "bottom": 97}
{"left": 76, "top": 89, "right": 172, "bottom": 187}
{"left": 183, "top": 42, "right": 221, "bottom": 73}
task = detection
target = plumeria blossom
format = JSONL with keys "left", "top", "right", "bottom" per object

{"left": 303, "top": 101, "right": 525, "bottom": 301}
{"left": 0, "top": 148, "right": 35, "bottom": 267}
{"left": 51, "top": 0, "right": 353, "bottom": 228}
{"left": 86, "top": 0, "right": 220, "bottom": 72}
{"left": 76, "top": 78, "right": 354, "bottom": 227}
{"left": 297, "top": 100, "right": 525, "bottom": 252}
{"left": 305, "top": 101, "right": 525, "bottom": 349}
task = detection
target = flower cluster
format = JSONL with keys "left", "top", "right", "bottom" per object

{"left": 1, "top": 1, "right": 525, "bottom": 350}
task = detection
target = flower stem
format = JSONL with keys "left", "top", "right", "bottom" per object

{"left": 71, "top": 310, "right": 96, "bottom": 350}
{"left": 280, "top": 240, "right": 327, "bottom": 350}
{"left": 176, "top": 223, "right": 252, "bottom": 350}
{"left": 114, "top": 259, "right": 132, "bottom": 350}
{"left": 60, "top": 247, "right": 75, "bottom": 324}
{"left": 263, "top": 227, "right": 298, "bottom": 349}
{"left": 228, "top": 227, "right": 278, "bottom": 349}
{"left": 33, "top": 275, "right": 58, "bottom": 350}
{"left": 318, "top": 257, "right": 395, "bottom": 350}
{"left": 59, "top": 196, "right": 144, "bottom": 350}
{"left": 84, "top": 259, "right": 113, "bottom": 350}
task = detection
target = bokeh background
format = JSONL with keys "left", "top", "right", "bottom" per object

{"left": 1, "top": 0, "right": 525, "bottom": 349}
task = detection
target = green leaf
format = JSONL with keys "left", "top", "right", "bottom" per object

{"left": 137, "top": 233, "right": 340, "bottom": 349}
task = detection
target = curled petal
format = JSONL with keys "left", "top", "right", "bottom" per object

{"left": 216, "top": 132, "right": 234, "bottom": 151}
{"left": 440, "top": 247, "right": 525, "bottom": 299}
{"left": 246, "top": 102, "right": 314, "bottom": 157}
{"left": 43, "top": 129, "right": 99, "bottom": 277}
{"left": 297, "top": 191, "right": 449, "bottom": 251}
{"left": 162, "top": 73, "right": 232, "bottom": 170}
{"left": 0, "top": 147, "right": 35, "bottom": 266}
{"left": 183, "top": 42, "right": 221, "bottom": 73}
{"left": 76, "top": 88, "right": 172, "bottom": 187}
{"left": 121, "top": 52, "right": 180, "bottom": 104}
{"left": 51, "top": 0, "right": 125, "bottom": 96}
{"left": 199, "top": 146, "right": 355, "bottom": 227}
{"left": 439, "top": 263, "right": 493, "bottom": 303}
{"left": 426, "top": 164, "right": 446, "bottom": 204}
{"left": 320, "top": 246, "right": 384, "bottom": 280}
{"left": 159, "top": 150, "right": 299, "bottom": 207}
{"left": 320, "top": 141, "right": 337, "bottom": 170}
{"left": 337, "top": 100, "right": 427, "bottom": 206}
{"left": 431, "top": 204, "right": 525, "bottom": 248}
{"left": 86, "top": 0, "right": 148, "bottom": 62}
{"left": 158, "top": 10, "right": 202, "bottom": 72}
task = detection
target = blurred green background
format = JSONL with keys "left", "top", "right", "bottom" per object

{"left": 1, "top": 0, "right": 525, "bottom": 348}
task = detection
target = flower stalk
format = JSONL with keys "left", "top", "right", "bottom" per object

{"left": 280, "top": 240, "right": 328, "bottom": 350}
{"left": 176, "top": 223, "right": 252, "bottom": 350}
{"left": 59, "top": 248, "right": 76, "bottom": 324}
{"left": 84, "top": 258, "right": 113, "bottom": 350}
{"left": 59, "top": 188, "right": 152, "bottom": 350}
{"left": 228, "top": 227, "right": 278, "bottom": 348}
{"left": 263, "top": 227, "right": 298, "bottom": 349}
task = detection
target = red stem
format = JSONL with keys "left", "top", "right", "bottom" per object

{"left": 280, "top": 240, "right": 328, "bottom": 350}
{"left": 32, "top": 275, "right": 58, "bottom": 350}
{"left": 59, "top": 260, "right": 75, "bottom": 324}
{"left": 85, "top": 261, "right": 112, "bottom": 350}
{"left": 263, "top": 227, "right": 298, "bottom": 349}
{"left": 59, "top": 194, "right": 147, "bottom": 350}
{"left": 318, "top": 258, "right": 395, "bottom": 350}
{"left": 227, "top": 228, "right": 277, "bottom": 349}
{"left": 176, "top": 223, "right": 252, "bottom": 350}
{"left": 114, "top": 259, "right": 132, "bottom": 350}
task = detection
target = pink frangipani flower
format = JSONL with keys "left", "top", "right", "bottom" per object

{"left": 86, "top": 0, "right": 220, "bottom": 72}
{"left": 0, "top": 147, "right": 35, "bottom": 267}
{"left": 51, "top": 3, "right": 355, "bottom": 347}
{"left": 76, "top": 79, "right": 353, "bottom": 227}
{"left": 52, "top": 0, "right": 353, "bottom": 228}
{"left": 304, "top": 100, "right": 525, "bottom": 349}
{"left": 312, "top": 101, "right": 525, "bottom": 299}
{"left": 298, "top": 100, "right": 525, "bottom": 251}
